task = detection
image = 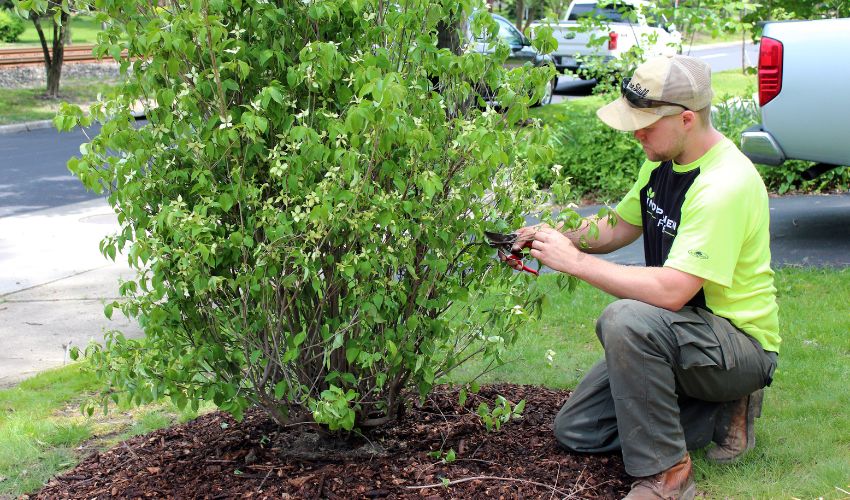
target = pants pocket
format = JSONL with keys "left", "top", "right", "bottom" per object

{"left": 666, "top": 310, "right": 729, "bottom": 371}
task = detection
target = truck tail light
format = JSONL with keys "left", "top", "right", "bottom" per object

{"left": 608, "top": 31, "right": 618, "bottom": 50}
{"left": 758, "top": 36, "right": 783, "bottom": 106}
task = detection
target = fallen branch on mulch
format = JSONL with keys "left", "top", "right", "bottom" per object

{"left": 405, "top": 474, "right": 576, "bottom": 497}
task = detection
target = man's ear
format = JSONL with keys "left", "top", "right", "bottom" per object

{"left": 680, "top": 110, "right": 697, "bottom": 130}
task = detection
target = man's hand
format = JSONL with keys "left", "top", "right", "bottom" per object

{"left": 501, "top": 225, "right": 581, "bottom": 274}
{"left": 511, "top": 223, "right": 549, "bottom": 253}
{"left": 500, "top": 224, "right": 549, "bottom": 272}
{"left": 528, "top": 227, "right": 581, "bottom": 274}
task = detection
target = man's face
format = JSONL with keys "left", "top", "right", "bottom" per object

{"left": 632, "top": 113, "right": 686, "bottom": 163}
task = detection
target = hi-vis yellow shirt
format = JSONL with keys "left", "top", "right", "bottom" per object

{"left": 616, "top": 138, "right": 780, "bottom": 352}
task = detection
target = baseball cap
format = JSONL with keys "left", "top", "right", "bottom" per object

{"left": 597, "top": 55, "right": 714, "bottom": 131}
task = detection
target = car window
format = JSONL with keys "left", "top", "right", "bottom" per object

{"left": 568, "top": 2, "right": 637, "bottom": 23}
{"left": 495, "top": 18, "right": 524, "bottom": 46}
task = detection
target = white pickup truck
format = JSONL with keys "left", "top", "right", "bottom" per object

{"left": 740, "top": 18, "right": 850, "bottom": 178}
{"left": 531, "top": 0, "right": 680, "bottom": 73}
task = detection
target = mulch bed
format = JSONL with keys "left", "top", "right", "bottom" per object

{"left": 33, "top": 384, "right": 631, "bottom": 499}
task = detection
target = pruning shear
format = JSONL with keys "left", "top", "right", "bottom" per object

{"left": 484, "top": 231, "right": 539, "bottom": 276}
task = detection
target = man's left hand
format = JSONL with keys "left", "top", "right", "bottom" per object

{"left": 529, "top": 227, "right": 581, "bottom": 274}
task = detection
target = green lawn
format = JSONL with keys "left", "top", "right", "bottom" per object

{"left": 0, "top": 78, "right": 120, "bottom": 125}
{"left": 1, "top": 267, "right": 847, "bottom": 498}
{"left": 0, "top": 364, "right": 208, "bottom": 495}
{"left": 0, "top": 15, "right": 103, "bottom": 47}
{"left": 683, "top": 29, "right": 753, "bottom": 48}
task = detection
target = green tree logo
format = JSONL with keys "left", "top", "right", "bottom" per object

{"left": 689, "top": 249, "right": 709, "bottom": 260}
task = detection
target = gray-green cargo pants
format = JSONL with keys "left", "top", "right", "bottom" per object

{"left": 554, "top": 299, "right": 778, "bottom": 477}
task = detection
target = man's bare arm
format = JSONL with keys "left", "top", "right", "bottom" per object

{"left": 529, "top": 227, "right": 704, "bottom": 311}
{"left": 566, "top": 213, "right": 642, "bottom": 254}
{"left": 514, "top": 212, "right": 642, "bottom": 255}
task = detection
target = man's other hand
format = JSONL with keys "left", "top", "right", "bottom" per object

{"left": 529, "top": 227, "right": 580, "bottom": 274}
{"left": 511, "top": 223, "right": 550, "bottom": 253}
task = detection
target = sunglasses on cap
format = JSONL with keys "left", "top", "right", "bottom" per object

{"left": 621, "top": 77, "right": 688, "bottom": 110}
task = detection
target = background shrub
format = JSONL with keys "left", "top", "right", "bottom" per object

{"left": 0, "top": 9, "right": 25, "bottom": 42}
{"left": 534, "top": 96, "right": 643, "bottom": 203}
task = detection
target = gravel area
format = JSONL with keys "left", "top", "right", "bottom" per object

{"left": 0, "top": 62, "right": 122, "bottom": 89}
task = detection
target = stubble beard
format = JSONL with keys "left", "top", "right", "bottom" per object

{"left": 642, "top": 146, "right": 672, "bottom": 163}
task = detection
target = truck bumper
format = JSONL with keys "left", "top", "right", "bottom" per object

{"left": 554, "top": 55, "right": 614, "bottom": 73}
{"left": 741, "top": 125, "right": 786, "bottom": 166}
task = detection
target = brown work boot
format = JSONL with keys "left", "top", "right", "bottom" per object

{"left": 623, "top": 453, "right": 695, "bottom": 500}
{"left": 706, "top": 389, "right": 763, "bottom": 464}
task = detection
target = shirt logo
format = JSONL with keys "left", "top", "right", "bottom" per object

{"left": 689, "top": 249, "right": 709, "bottom": 260}
{"left": 645, "top": 189, "right": 678, "bottom": 235}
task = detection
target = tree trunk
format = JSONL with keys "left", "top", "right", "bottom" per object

{"left": 436, "top": 20, "right": 461, "bottom": 55}
{"left": 435, "top": 12, "right": 469, "bottom": 116}
{"left": 31, "top": 10, "right": 69, "bottom": 98}
{"left": 515, "top": 0, "right": 524, "bottom": 32}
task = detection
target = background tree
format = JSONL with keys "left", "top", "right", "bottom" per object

{"left": 500, "top": 0, "right": 554, "bottom": 32}
{"left": 0, "top": 7, "right": 26, "bottom": 42}
{"left": 61, "top": 0, "right": 563, "bottom": 431}
{"left": 745, "top": 0, "right": 850, "bottom": 20}
{"left": 14, "top": 0, "right": 74, "bottom": 97}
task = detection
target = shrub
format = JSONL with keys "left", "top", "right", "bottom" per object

{"left": 60, "top": 0, "right": 565, "bottom": 430}
{"left": 0, "top": 8, "right": 25, "bottom": 42}
{"left": 535, "top": 96, "right": 644, "bottom": 202}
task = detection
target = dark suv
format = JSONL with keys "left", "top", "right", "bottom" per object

{"left": 470, "top": 13, "right": 556, "bottom": 106}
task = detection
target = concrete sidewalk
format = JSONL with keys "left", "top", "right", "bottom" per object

{"left": 0, "top": 199, "right": 143, "bottom": 388}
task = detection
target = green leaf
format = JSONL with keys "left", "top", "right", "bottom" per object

{"left": 60, "top": 0, "right": 556, "bottom": 435}
{"left": 250, "top": 349, "right": 263, "bottom": 364}
{"left": 346, "top": 346, "right": 361, "bottom": 364}
{"left": 219, "top": 193, "right": 234, "bottom": 211}
{"left": 274, "top": 380, "right": 288, "bottom": 399}
{"left": 514, "top": 399, "right": 526, "bottom": 415}
{"left": 260, "top": 50, "right": 275, "bottom": 67}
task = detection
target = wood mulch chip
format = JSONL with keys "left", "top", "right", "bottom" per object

{"left": 33, "top": 384, "right": 631, "bottom": 499}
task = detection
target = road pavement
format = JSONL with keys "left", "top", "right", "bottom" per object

{"left": 0, "top": 199, "right": 142, "bottom": 388}
{"left": 0, "top": 124, "right": 103, "bottom": 217}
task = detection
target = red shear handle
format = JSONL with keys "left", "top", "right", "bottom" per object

{"left": 504, "top": 252, "right": 539, "bottom": 276}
